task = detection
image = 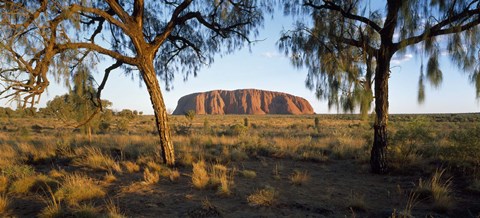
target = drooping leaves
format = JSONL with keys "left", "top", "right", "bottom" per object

{"left": 426, "top": 53, "right": 443, "bottom": 88}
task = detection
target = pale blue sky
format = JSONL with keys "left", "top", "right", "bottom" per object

{"left": 10, "top": 11, "right": 480, "bottom": 115}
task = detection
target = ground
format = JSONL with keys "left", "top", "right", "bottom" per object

{"left": 0, "top": 114, "right": 479, "bottom": 217}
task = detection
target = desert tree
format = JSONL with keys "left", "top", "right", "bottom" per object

{"left": 0, "top": 0, "right": 271, "bottom": 166}
{"left": 279, "top": 0, "right": 480, "bottom": 173}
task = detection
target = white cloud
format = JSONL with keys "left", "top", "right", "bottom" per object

{"left": 391, "top": 53, "right": 413, "bottom": 64}
{"left": 261, "top": 51, "right": 283, "bottom": 59}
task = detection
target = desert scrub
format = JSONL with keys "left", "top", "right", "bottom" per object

{"left": 55, "top": 174, "right": 106, "bottom": 206}
{"left": 290, "top": 170, "right": 310, "bottom": 186}
{"left": 192, "top": 160, "right": 209, "bottom": 189}
{"left": 247, "top": 187, "right": 277, "bottom": 207}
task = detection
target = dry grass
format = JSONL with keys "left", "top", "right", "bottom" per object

{"left": 289, "top": 170, "right": 310, "bottom": 186}
{"left": 347, "top": 191, "right": 367, "bottom": 211}
{"left": 247, "top": 187, "right": 277, "bottom": 207}
{"left": 105, "top": 198, "right": 125, "bottom": 218}
{"left": 73, "top": 203, "right": 99, "bottom": 217}
{"left": 168, "top": 169, "right": 181, "bottom": 182}
{"left": 0, "top": 176, "right": 8, "bottom": 193}
{"left": 0, "top": 194, "right": 8, "bottom": 214}
{"left": 240, "top": 170, "right": 257, "bottom": 179}
{"left": 55, "top": 173, "right": 106, "bottom": 206}
{"left": 75, "top": 147, "right": 122, "bottom": 173}
{"left": 39, "top": 184, "right": 63, "bottom": 218}
{"left": 145, "top": 161, "right": 163, "bottom": 172}
{"left": 192, "top": 160, "right": 209, "bottom": 189}
{"left": 142, "top": 168, "right": 160, "bottom": 185}
{"left": 104, "top": 172, "right": 117, "bottom": 183}
{"left": 9, "top": 175, "right": 38, "bottom": 194}
{"left": 121, "top": 161, "right": 140, "bottom": 173}
{"left": 416, "top": 169, "right": 454, "bottom": 212}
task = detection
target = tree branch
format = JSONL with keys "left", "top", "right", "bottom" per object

{"left": 304, "top": 0, "right": 382, "bottom": 33}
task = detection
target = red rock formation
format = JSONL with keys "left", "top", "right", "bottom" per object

{"left": 173, "top": 89, "right": 314, "bottom": 115}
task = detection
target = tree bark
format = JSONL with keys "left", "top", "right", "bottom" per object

{"left": 371, "top": 51, "right": 391, "bottom": 174}
{"left": 140, "top": 63, "right": 175, "bottom": 166}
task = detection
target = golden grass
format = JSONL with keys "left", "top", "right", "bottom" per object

{"left": 142, "top": 168, "right": 160, "bottom": 185}
{"left": 104, "top": 172, "right": 117, "bottom": 183}
{"left": 0, "top": 145, "right": 18, "bottom": 168}
{"left": 247, "top": 187, "right": 277, "bottom": 207}
{"left": 9, "top": 175, "right": 38, "bottom": 194}
{"left": 0, "top": 194, "right": 8, "bottom": 214}
{"left": 74, "top": 147, "right": 122, "bottom": 173}
{"left": 73, "top": 203, "right": 99, "bottom": 217}
{"left": 0, "top": 176, "right": 8, "bottom": 193}
{"left": 55, "top": 174, "right": 105, "bottom": 206}
{"left": 289, "top": 170, "right": 310, "bottom": 186}
{"left": 146, "top": 161, "right": 163, "bottom": 172}
{"left": 121, "top": 161, "right": 140, "bottom": 173}
{"left": 168, "top": 169, "right": 181, "bottom": 182}
{"left": 416, "top": 169, "right": 454, "bottom": 212}
{"left": 38, "top": 184, "right": 63, "bottom": 218}
{"left": 105, "top": 198, "right": 125, "bottom": 218}
{"left": 192, "top": 160, "right": 210, "bottom": 189}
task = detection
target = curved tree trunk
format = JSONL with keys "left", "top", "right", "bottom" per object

{"left": 371, "top": 54, "right": 391, "bottom": 174}
{"left": 140, "top": 63, "right": 175, "bottom": 166}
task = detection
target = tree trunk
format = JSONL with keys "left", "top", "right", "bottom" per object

{"left": 140, "top": 64, "right": 175, "bottom": 166}
{"left": 370, "top": 54, "right": 390, "bottom": 174}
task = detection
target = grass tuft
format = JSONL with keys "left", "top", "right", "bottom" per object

{"left": 290, "top": 170, "right": 310, "bottom": 186}
{"left": 347, "top": 191, "right": 367, "bottom": 212}
{"left": 55, "top": 174, "right": 105, "bottom": 206}
{"left": 0, "top": 194, "right": 9, "bottom": 214}
{"left": 75, "top": 147, "right": 122, "bottom": 173}
{"left": 142, "top": 168, "right": 159, "bottom": 185}
{"left": 416, "top": 169, "right": 454, "bottom": 212}
{"left": 105, "top": 198, "right": 125, "bottom": 218}
{"left": 192, "top": 160, "right": 209, "bottom": 189}
{"left": 122, "top": 161, "right": 140, "bottom": 173}
{"left": 240, "top": 170, "right": 257, "bottom": 179}
{"left": 247, "top": 187, "right": 276, "bottom": 207}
